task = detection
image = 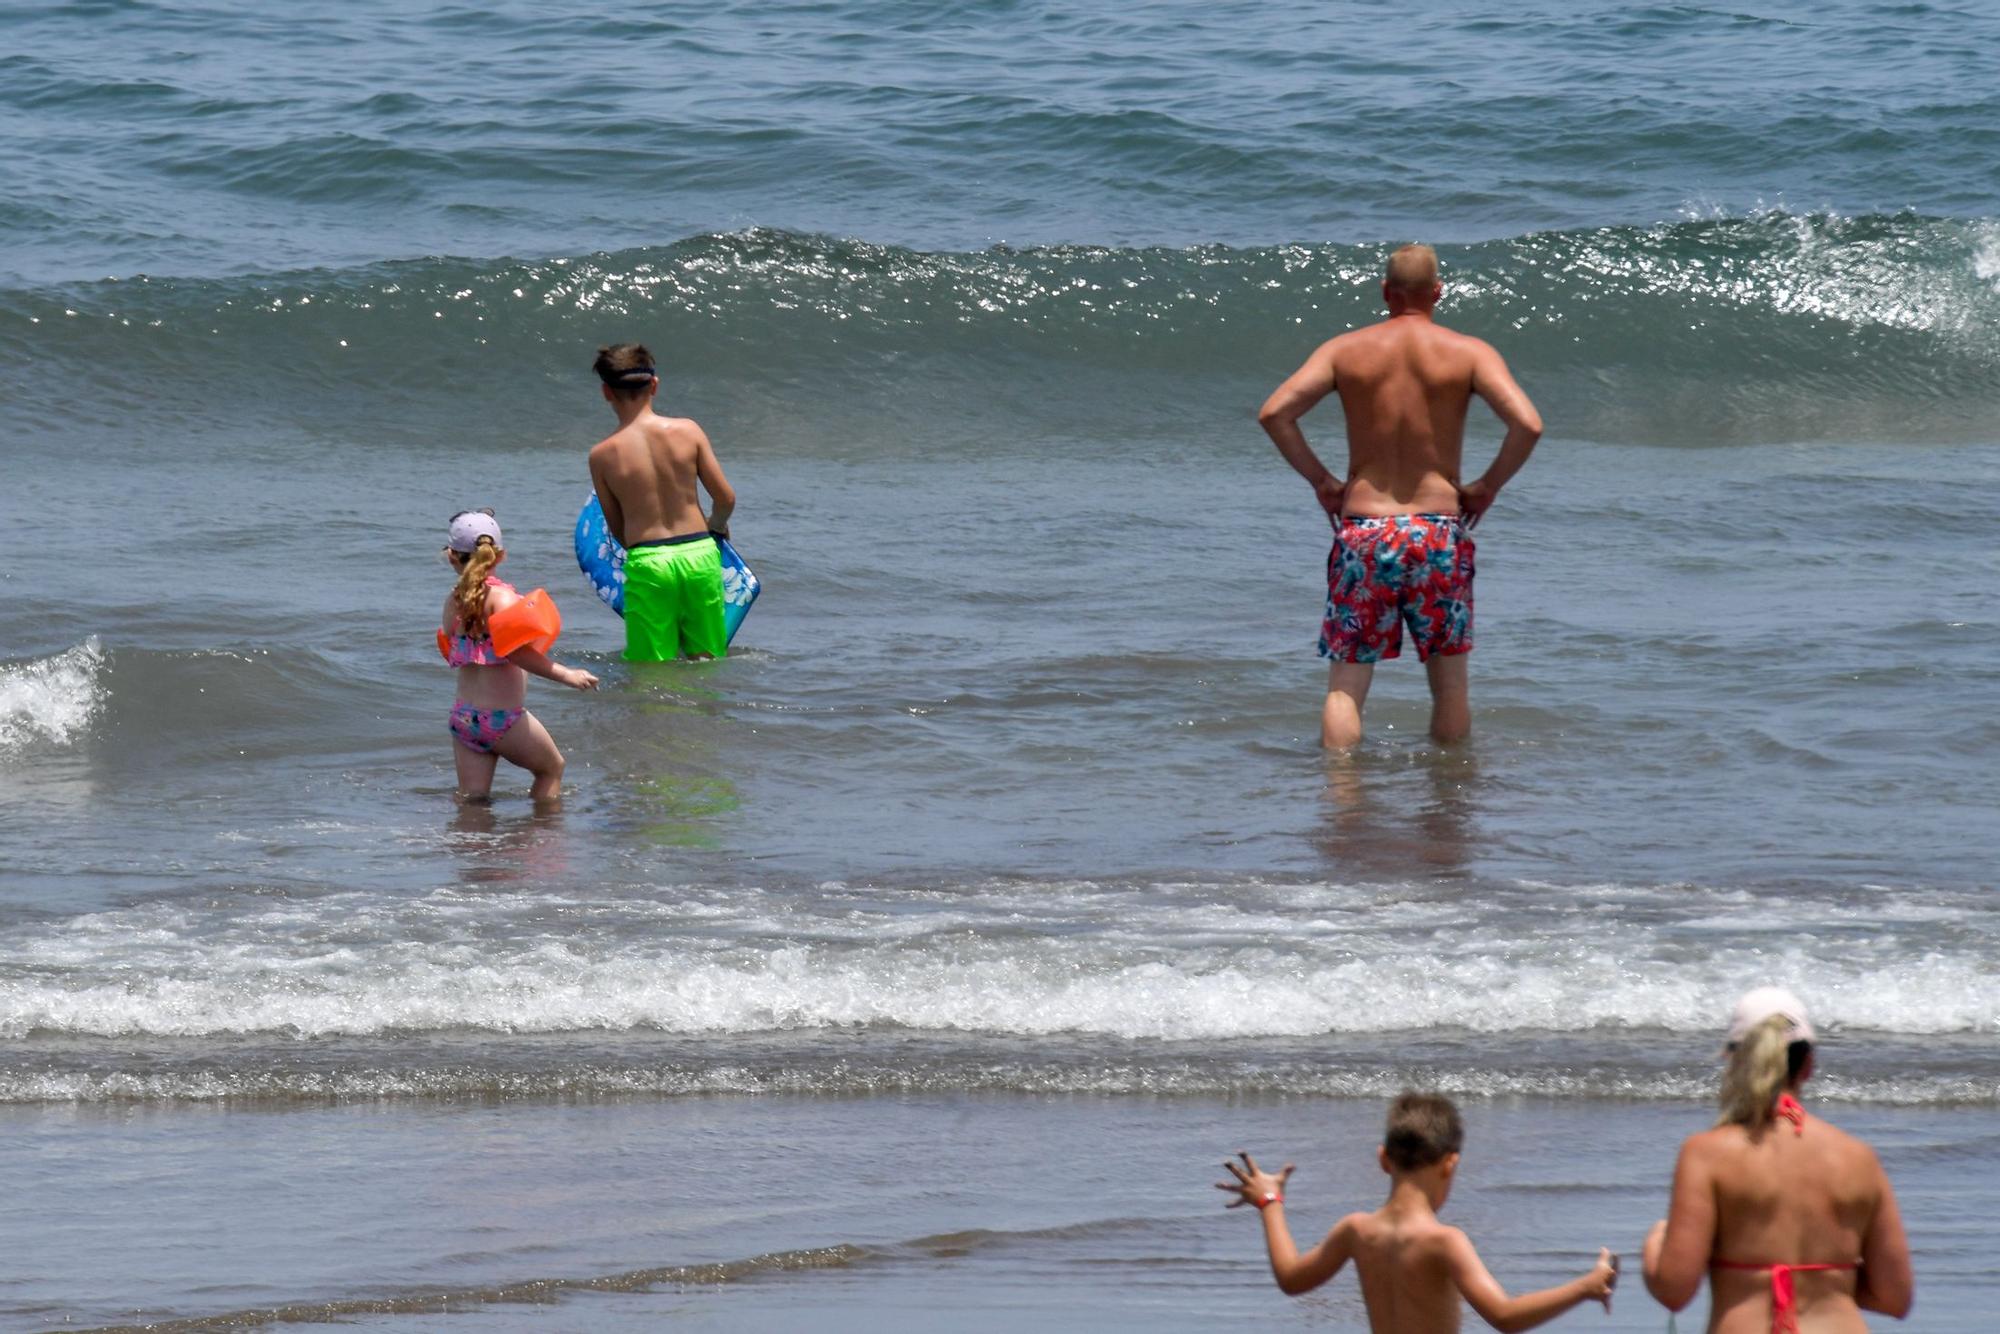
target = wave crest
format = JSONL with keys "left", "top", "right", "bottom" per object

{"left": 0, "top": 638, "right": 104, "bottom": 756}
{"left": 5, "top": 214, "right": 1997, "bottom": 444}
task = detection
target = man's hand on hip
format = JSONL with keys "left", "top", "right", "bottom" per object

{"left": 1457, "top": 478, "right": 1498, "bottom": 529}
{"left": 1313, "top": 474, "right": 1347, "bottom": 526}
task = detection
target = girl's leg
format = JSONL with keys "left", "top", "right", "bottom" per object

{"left": 490, "top": 710, "right": 566, "bottom": 804}
{"left": 453, "top": 737, "right": 501, "bottom": 801}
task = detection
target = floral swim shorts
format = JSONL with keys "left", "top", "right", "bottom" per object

{"left": 1319, "top": 513, "right": 1474, "bottom": 664}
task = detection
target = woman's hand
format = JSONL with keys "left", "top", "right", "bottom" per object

{"left": 1216, "top": 1151, "right": 1293, "bottom": 1210}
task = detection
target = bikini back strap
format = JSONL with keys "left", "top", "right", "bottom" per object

{"left": 1712, "top": 1260, "right": 1860, "bottom": 1334}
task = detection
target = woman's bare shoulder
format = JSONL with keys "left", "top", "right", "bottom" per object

{"left": 1808, "top": 1115, "right": 1880, "bottom": 1163}
{"left": 1675, "top": 1123, "right": 1744, "bottom": 1164}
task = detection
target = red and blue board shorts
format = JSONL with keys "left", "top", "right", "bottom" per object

{"left": 1319, "top": 513, "right": 1474, "bottom": 664}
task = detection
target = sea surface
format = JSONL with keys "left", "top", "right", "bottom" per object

{"left": 2, "top": 1, "right": 1997, "bottom": 1329}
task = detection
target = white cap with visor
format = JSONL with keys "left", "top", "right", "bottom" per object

{"left": 1726, "top": 985, "right": 1815, "bottom": 1046}
{"left": 447, "top": 509, "right": 503, "bottom": 553}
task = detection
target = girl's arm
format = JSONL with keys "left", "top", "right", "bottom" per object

{"left": 483, "top": 585, "right": 598, "bottom": 690}
{"left": 505, "top": 646, "right": 597, "bottom": 690}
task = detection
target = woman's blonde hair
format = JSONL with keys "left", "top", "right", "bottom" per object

{"left": 1717, "top": 1012, "right": 1808, "bottom": 1130}
{"left": 449, "top": 536, "right": 503, "bottom": 635}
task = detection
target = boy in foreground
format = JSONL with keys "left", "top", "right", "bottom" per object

{"left": 1218, "top": 1093, "right": 1617, "bottom": 1332}
{"left": 586, "top": 342, "right": 737, "bottom": 661}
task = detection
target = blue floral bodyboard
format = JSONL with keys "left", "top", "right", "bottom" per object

{"left": 574, "top": 493, "right": 759, "bottom": 643}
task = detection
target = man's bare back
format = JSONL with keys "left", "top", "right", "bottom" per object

{"left": 1321, "top": 317, "right": 1525, "bottom": 517}
{"left": 587, "top": 412, "right": 733, "bottom": 548}
{"left": 1258, "top": 261, "right": 1541, "bottom": 526}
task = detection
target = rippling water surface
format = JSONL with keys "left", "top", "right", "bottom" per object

{"left": 2, "top": 1, "right": 1997, "bottom": 1329}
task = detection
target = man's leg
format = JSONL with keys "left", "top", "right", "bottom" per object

{"left": 1323, "top": 661, "right": 1376, "bottom": 750}
{"left": 1425, "top": 652, "right": 1470, "bottom": 742}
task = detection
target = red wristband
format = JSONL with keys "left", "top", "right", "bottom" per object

{"left": 1253, "top": 1192, "right": 1284, "bottom": 1210}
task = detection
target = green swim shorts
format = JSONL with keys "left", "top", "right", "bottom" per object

{"left": 623, "top": 535, "right": 727, "bottom": 662}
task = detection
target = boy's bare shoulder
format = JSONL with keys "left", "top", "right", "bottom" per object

{"left": 1330, "top": 1210, "right": 1373, "bottom": 1238}
{"left": 650, "top": 414, "right": 707, "bottom": 443}
{"left": 587, "top": 425, "right": 637, "bottom": 461}
{"left": 1398, "top": 1214, "right": 1471, "bottom": 1256}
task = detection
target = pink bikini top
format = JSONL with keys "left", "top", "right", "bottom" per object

{"left": 439, "top": 579, "right": 510, "bottom": 667}
{"left": 437, "top": 579, "right": 563, "bottom": 667}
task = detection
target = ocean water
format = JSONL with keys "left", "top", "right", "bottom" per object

{"left": 2, "top": 1, "right": 1998, "bottom": 1329}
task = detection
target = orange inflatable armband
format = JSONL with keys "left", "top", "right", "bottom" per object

{"left": 436, "top": 628, "right": 453, "bottom": 662}
{"left": 487, "top": 588, "right": 562, "bottom": 658}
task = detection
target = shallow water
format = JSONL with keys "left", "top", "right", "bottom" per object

{"left": 2, "top": 1, "right": 1997, "bottom": 1329}
{"left": 9, "top": 1097, "right": 1995, "bottom": 1332}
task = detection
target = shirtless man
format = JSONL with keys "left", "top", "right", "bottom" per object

{"left": 1258, "top": 245, "right": 1542, "bottom": 748}
{"left": 586, "top": 343, "right": 737, "bottom": 661}
{"left": 1219, "top": 1092, "right": 1617, "bottom": 1332}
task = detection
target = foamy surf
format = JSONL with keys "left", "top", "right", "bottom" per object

{"left": 3, "top": 881, "right": 1994, "bottom": 1043}
{"left": 0, "top": 637, "right": 104, "bottom": 756}
{"left": 2, "top": 1055, "right": 1992, "bottom": 1108}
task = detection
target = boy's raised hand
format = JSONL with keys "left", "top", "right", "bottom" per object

{"left": 1215, "top": 1151, "right": 1293, "bottom": 1209}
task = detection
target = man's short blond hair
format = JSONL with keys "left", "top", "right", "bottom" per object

{"left": 1385, "top": 244, "right": 1440, "bottom": 295}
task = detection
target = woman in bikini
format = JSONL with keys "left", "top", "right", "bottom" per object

{"left": 1643, "top": 986, "right": 1913, "bottom": 1333}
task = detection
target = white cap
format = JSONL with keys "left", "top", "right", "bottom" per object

{"left": 447, "top": 509, "right": 503, "bottom": 553}
{"left": 1726, "top": 986, "right": 1815, "bottom": 1046}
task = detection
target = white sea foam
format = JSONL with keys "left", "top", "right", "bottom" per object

{"left": 0, "top": 638, "right": 105, "bottom": 755}
{"left": 3, "top": 881, "right": 1993, "bottom": 1041}
{"left": 4, "top": 1065, "right": 1991, "bottom": 1107}
{"left": 1974, "top": 220, "right": 2000, "bottom": 291}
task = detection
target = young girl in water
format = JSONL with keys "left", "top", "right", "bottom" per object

{"left": 439, "top": 509, "right": 598, "bottom": 804}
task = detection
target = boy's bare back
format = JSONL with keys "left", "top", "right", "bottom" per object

{"left": 1338, "top": 1205, "right": 1481, "bottom": 1333}
{"left": 587, "top": 414, "right": 728, "bottom": 547}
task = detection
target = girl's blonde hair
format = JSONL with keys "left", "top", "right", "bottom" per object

{"left": 449, "top": 537, "right": 503, "bottom": 635}
{"left": 1717, "top": 1012, "right": 1806, "bottom": 1130}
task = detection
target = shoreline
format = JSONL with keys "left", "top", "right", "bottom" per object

{"left": 8, "top": 1093, "right": 1987, "bottom": 1332}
